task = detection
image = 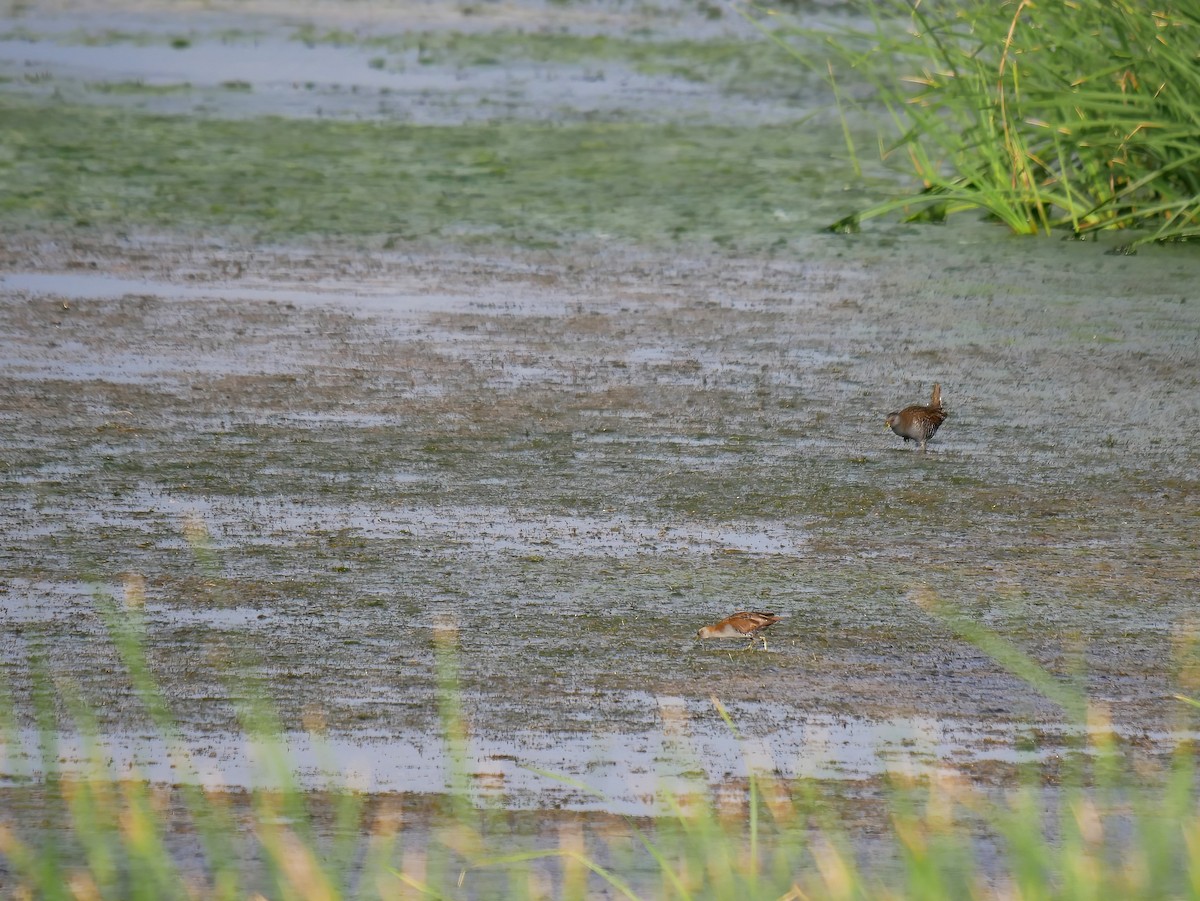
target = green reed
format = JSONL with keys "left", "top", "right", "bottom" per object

{"left": 746, "top": 0, "right": 1200, "bottom": 247}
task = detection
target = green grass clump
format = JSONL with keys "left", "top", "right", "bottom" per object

{"left": 753, "top": 0, "right": 1200, "bottom": 247}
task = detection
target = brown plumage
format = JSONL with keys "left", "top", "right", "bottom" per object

{"left": 885, "top": 383, "right": 947, "bottom": 452}
{"left": 695, "top": 611, "right": 782, "bottom": 650}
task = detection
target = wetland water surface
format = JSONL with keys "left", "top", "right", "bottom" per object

{"left": 2, "top": 3, "right": 1200, "bottom": 862}
{"left": 2, "top": 231, "right": 1200, "bottom": 816}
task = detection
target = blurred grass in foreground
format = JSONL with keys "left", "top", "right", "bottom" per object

{"left": 3, "top": 622, "right": 1199, "bottom": 901}
{"left": 1, "top": 525, "right": 1199, "bottom": 898}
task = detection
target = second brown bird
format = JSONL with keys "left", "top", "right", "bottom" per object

{"left": 695, "top": 611, "right": 782, "bottom": 650}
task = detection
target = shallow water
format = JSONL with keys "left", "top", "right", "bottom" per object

{"left": 7, "top": 710, "right": 1193, "bottom": 817}
{"left": 0, "top": 11, "right": 810, "bottom": 124}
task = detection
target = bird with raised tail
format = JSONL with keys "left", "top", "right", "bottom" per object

{"left": 695, "top": 611, "right": 782, "bottom": 650}
{"left": 886, "top": 382, "right": 947, "bottom": 452}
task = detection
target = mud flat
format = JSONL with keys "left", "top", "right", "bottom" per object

{"left": 3, "top": 230, "right": 1200, "bottom": 805}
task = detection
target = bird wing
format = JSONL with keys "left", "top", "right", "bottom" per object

{"left": 729, "top": 611, "right": 780, "bottom": 632}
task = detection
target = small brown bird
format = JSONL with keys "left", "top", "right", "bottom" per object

{"left": 885, "top": 383, "right": 947, "bottom": 452}
{"left": 695, "top": 611, "right": 782, "bottom": 650}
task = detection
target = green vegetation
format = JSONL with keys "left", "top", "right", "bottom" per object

{"left": 88, "top": 81, "right": 193, "bottom": 96}
{"left": 295, "top": 26, "right": 808, "bottom": 96}
{"left": 0, "top": 27, "right": 260, "bottom": 47}
{"left": 7, "top": 4, "right": 1197, "bottom": 249}
{"left": 0, "top": 97, "right": 861, "bottom": 247}
{"left": 754, "top": 0, "right": 1200, "bottom": 247}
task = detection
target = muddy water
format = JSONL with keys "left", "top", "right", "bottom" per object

{"left": 2, "top": 227, "right": 1200, "bottom": 814}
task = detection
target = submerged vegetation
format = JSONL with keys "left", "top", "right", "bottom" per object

{"left": 753, "top": 0, "right": 1200, "bottom": 247}
{"left": 0, "top": 97, "right": 860, "bottom": 249}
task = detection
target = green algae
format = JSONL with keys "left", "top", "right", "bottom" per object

{"left": 0, "top": 96, "right": 861, "bottom": 248}
{"left": 88, "top": 80, "right": 195, "bottom": 95}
